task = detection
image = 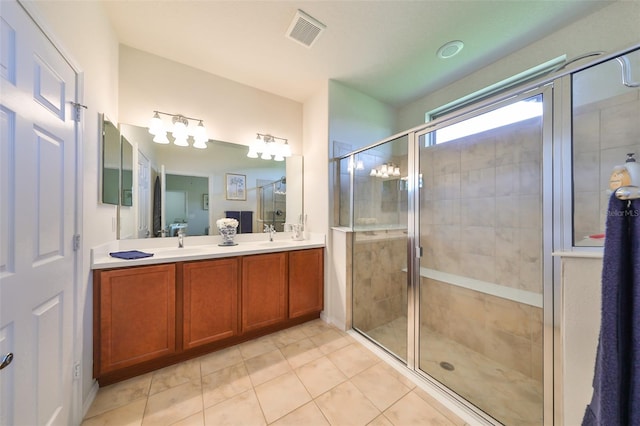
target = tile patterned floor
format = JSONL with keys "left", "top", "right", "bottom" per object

{"left": 82, "top": 320, "right": 467, "bottom": 426}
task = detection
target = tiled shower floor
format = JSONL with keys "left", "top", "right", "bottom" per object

{"left": 82, "top": 319, "right": 467, "bottom": 426}
{"left": 367, "top": 317, "right": 543, "bottom": 426}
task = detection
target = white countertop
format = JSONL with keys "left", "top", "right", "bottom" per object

{"left": 91, "top": 232, "right": 325, "bottom": 270}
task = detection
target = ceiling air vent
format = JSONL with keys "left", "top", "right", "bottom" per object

{"left": 286, "top": 10, "right": 326, "bottom": 48}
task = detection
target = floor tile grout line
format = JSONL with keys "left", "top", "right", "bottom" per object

{"left": 88, "top": 321, "right": 467, "bottom": 425}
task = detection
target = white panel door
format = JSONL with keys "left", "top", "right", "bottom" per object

{"left": 0, "top": 1, "right": 78, "bottom": 425}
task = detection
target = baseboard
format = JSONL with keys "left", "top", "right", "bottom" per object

{"left": 82, "top": 379, "right": 99, "bottom": 420}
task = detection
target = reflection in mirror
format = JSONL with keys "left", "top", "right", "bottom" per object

{"left": 572, "top": 47, "right": 640, "bottom": 247}
{"left": 118, "top": 123, "right": 303, "bottom": 239}
{"left": 121, "top": 136, "right": 133, "bottom": 207}
{"left": 101, "top": 115, "right": 120, "bottom": 205}
{"left": 166, "top": 173, "right": 208, "bottom": 236}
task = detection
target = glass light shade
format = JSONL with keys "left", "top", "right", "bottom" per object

{"left": 252, "top": 135, "right": 266, "bottom": 153}
{"left": 148, "top": 113, "right": 164, "bottom": 135}
{"left": 380, "top": 164, "right": 388, "bottom": 173}
{"left": 273, "top": 154, "right": 284, "bottom": 161}
{"left": 370, "top": 169, "right": 377, "bottom": 177}
{"left": 173, "top": 136, "right": 189, "bottom": 147}
{"left": 394, "top": 167, "right": 400, "bottom": 176}
{"left": 356, "top": 160, "right": 364, "bottom": 170}
{"left": 172, "top": 120, "right": 188, "bottom": 139}
{"left": 153, "top": 132, "right": 169, "bottom": 144}
{"left": 193, "top": 139, "right": 207, "bottom": 149}
{"left": 247, "top": 150, "right": 259, "bottom": 158}
{"left": 281, "top": 142, "right": 292, "bottom": 157}
{"left": 194, "top": 121, "right": 207, "bottom": 143}
{"left": 260, "top": 151, "right": 272, "bottom": 160}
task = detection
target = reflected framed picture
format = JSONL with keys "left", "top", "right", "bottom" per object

{"left": 203, "top": 194, "right": 209, "bottom": 210}
{"left": 225, "top": 173, "right": 246, "bottom": 201}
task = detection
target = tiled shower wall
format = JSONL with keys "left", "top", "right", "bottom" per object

{"left": 573, "top": 89, "right": 640, "bottom": 243}
{"left": 420, "top": 117, "right": 543, "bottom": 294}
{"left": 352, "top": 232, "right": 407, "bottom": 331}
{"left": 421, "top": 279, "right": 543, "bottom": 381}
{"left": 419, "top": 117, "right": 544, "bottom": 380}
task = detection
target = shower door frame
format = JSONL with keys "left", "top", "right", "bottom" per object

{"left": 410, "top": 85, "right": 555, "bottom": 425}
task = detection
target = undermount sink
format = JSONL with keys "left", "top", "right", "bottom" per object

{"left": 153, "top": 247, "right": 206, "bottom": 257}
{"left": 255, "top": 240, "right": 298, "bottom": 246}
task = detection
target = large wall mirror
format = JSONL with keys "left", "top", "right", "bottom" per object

{"left": 117, "top": 123, "right": 303, "bottom": 240}
{"left": 572, "top": 47, "right": 640, "bottom": 247}
{"left": 100, "top": 114, "right": 120, "bottom": 205}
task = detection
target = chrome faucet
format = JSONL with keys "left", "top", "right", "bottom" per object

{"left": 264, "top": 224, "right": 276, "bottom": 242}
{"left": 177, "top": 228, "right": 185, "bottom": 248}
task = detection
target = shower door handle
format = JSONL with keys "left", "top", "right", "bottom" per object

{"left": 416, "top": 246, "right": 422, "bottom": 258}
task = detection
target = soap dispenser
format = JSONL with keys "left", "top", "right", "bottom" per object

{"left": 609, "top": 153, "right": 640, "bottom": 190}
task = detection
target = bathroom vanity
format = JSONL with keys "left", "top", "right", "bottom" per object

{"left": 91, "top": 236, "right": 324, "bottom": 385}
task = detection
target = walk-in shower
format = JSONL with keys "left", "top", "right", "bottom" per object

{"left": 339, "top": 45, "right": 640, "bottom": 425}
{"left": 258, "top": 177, "right": 287, "bottom": 232}
{"left": 345, "top": 90, "right": 549, "bottom": 425}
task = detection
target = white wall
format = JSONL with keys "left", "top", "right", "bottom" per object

{"left": 396, "top": 0, "right": 640, "bottom": 132}
{"left": 328, "top": 80, "right": 397, "bottom": 154}
{"left": 323, "top": 81, "right": 396, "bottom": 328}
{"left": 22, "top": 0, "right": 120, "bottom": 418}
{"left": 119, "top": 45, "right": 303, "bottom": 154}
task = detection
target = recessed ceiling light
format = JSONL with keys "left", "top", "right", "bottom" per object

{"left": 437, "top": 40, "right": 464, "bottom": 59}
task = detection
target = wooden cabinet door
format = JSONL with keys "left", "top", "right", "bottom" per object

{"left": 95, "top": 264, "right": 176, "bottom": 375}
{"left": 182, "top": 258, "right": 239, "bottom": 349}
{"left": 241, "top": 252, "right": 287, "bottom": 332}
{"left": 289, "top": 248, "right": 324, "bottom": 318}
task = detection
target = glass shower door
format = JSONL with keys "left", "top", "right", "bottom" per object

{"left": 351, "top": 135, "right": 409, "bottom": 361}
{"left": 417, "top": 93, "right": 548, "bottom": 424}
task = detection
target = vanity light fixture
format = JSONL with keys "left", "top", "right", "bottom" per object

{"left": 148, "top": 111, "right": 209, "bottom": 149}
{"left": 349, "top": 159, "right": 365, "bottom": 171}
{"left": 370, "top": 163, "right": 401, "bottom": 178}
{"left": 247, "top": 133, "right": 292, "bottom": 161}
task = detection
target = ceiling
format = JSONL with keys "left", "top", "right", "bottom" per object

{"left": 102, "top": 0, "right": 613, "bottom": 107}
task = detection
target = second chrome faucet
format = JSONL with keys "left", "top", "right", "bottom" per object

{"left": 264, "top": 224, "right": 276, "bottom": 241}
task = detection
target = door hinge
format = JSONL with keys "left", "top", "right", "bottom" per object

{"left": 69, "top": 101, "right": 87, "bottom": 122}
{"left": 73, "top": 234, "right": 81, "bottom": 251}
{"left": 416, "top": 246, "right": 423, "bottom": 258}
